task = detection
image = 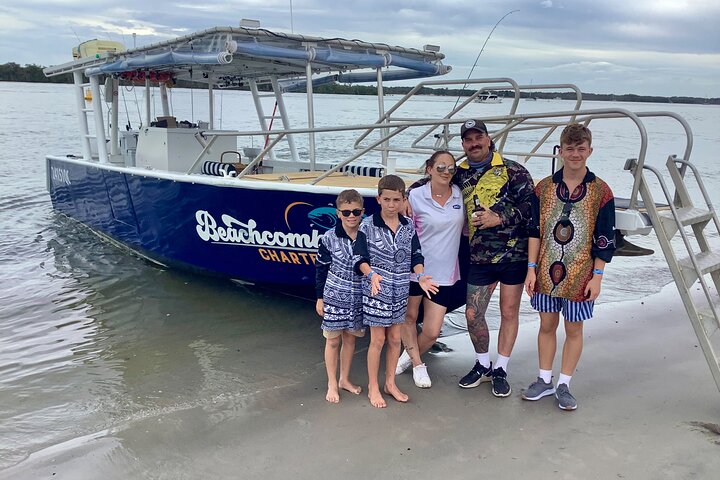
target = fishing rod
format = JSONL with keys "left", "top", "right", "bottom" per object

{"left": 452, "top": 9, "right": 519, "bottom": 111}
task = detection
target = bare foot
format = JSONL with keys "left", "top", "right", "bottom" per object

{"left": 383, "top": 383, "right": 409, "bottom": 403}
{"left": 368, "top": 388, "right": 387, "bottom": 408}
{"left": 326, "top": 384, "right": 340, "bottom": 403}
{"left": 339, "top": 380, "right": 362, "bottom": 395}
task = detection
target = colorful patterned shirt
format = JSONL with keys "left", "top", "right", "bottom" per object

{"left": 529, "top": 168, "right": 616, "bottom": 301}
{"left": 315, "top": 224, "right": 364, "bottom": 332}
{"left": 354, "top": 213, "right": 424, "bottom": 327}
{"left": 454, "top": 152, "right": 535, "bottom": 265}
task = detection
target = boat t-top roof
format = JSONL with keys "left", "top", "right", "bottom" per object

{"left": 44, "top": 25, "right": 451, "bottom": 87}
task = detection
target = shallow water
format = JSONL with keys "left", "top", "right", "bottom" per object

{"left": 0, "top": 81, "right": 718, "bottom": 471}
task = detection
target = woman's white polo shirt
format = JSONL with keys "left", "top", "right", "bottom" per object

{"left": 408, "top": 183, "right": 465, "bottom": 286}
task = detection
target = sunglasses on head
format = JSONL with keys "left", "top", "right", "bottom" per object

{"left": 435, "top": 164, "right": 457, "bottom": 174}
{"left": 339, "top": 209, "right": 363, "bottom": 217}
{"left": 559, "top": 202, "right": 573, "bottom": 226}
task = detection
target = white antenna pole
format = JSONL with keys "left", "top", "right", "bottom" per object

{"left": 290, "top": 1, "right": 294, "bottom": 33}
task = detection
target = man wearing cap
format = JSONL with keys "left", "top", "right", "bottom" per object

{"left": 454, "top": 119, "right": 534, "bottom": 398}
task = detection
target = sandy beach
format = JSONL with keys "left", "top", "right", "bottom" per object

{"left": 1, "top": 282, "right": 719, "bottom": 480}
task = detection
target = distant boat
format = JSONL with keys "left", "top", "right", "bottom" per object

{"left": 553, "top": 96, "right": 562, "bottom": 100}
{"left": 476, "top": 92, "right": 502, "bottom": 103}
{"left": 526, "top": 96, "right": 537, "bottom": 101}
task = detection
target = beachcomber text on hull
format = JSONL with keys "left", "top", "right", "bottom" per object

{"left": 43, "top": 23, "right": 720, "bottom": 391}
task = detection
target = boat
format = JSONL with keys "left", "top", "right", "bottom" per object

{"left": 43, "top": 23, "right": 453, "bottom": 296}
{"left": 41, "top": 25, "right": 720, "bottom": 355}
{"left": 475, "top": 91, "right": 503, "bottom": 103}
{"left": 40, "top": 24, "right": 671, "bottom": 295}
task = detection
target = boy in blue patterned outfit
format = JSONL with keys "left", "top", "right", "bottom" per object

{"left": 315, "top": 189, "right": 366, "bottom": 403}
{"left": 354, "top": 175, "right": 438, "bottom": 408}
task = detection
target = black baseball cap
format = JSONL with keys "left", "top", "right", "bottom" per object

{"left": 460, "top": 119, "right": 488, "bottom": 139}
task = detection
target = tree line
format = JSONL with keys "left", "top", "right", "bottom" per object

{"left": 0, "top": 62, "right": 72, "bottom": 83}
{"left": 1, "top": 62, "right": 717, "bottom": 105}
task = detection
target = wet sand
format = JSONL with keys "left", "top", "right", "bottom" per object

{"left": 2, "top": 283, "right": 719, "bottom": 480}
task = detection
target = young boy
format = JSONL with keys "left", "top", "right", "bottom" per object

{"left": 354, "top": 175, "right": 438, "bottom": 408}
{"left": 315, "top": 189, "right": 366, "bottom": 403}
{"left": 522, "top": 123, "right": 616, "bottom": 411}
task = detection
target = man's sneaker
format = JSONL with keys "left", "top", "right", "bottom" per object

{"left": 491, "top": 367, "right": 512, "bottom": 397}
{"left": 555, "top": 383, "right": 578, "bottom": 411}
{"left": 395, "top": 350, "right": 412, "bottom": 375}
{"left": 521, "top": 377, "right": 556, "bottom": 401}
{"left": 413, "top": 363, "right": 432, "bottom": 388}
{"left": 458, "top": 361, "right": 492, "bottom": 388}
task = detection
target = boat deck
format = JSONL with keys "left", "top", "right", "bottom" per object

{"left": 243, "top": 171, "right": 387, "bottom": 189}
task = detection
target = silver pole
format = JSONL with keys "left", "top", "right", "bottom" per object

{"left": 144, "top": 76, "right": 151, "bottom": 127}
{"left": 110, "top": 77, "right": 119, "bottom": 157}
{"left": 73, "top": 71, "right": 92, "bottom": 161}
{"left": 376, "top": 67, "right": 390, "bottom": 170}
{"left": 306, "top": 61, "right": 316, "bottom": 168}
{"left": 208, "top": 80, "right": 214, "bottom": 129}
{"left": 89, "top": 75, "right": 109, "bottom": 163}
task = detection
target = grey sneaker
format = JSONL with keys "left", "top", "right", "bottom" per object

{"left": 522, "top": 377, "right": 556, "bottom": 401}
{"left": 555, "top": 383, "right": 577, "bottom": 411}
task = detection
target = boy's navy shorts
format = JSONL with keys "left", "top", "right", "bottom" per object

{"left": 530, "top": 292, "right": 595, "bottom": 322}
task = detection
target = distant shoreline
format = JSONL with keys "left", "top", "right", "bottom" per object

{"left": 1, "top": 62, "right": 718, "bottom": 105}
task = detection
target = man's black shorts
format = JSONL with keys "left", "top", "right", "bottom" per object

{"left": 467, "top": 261, "right": 526, "bottom": 286}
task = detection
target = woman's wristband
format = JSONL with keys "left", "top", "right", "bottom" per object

{"left": 416, "top": 272, "right": 427, "bottom": 281}
{"left": 593, "top": 268, "right": 604, "bottom": 275}
{"left": 368, "top": 270, "right": 376, "bottom": 279}
{"left": 527, "top": 262, "right": 537, "bottom": 268}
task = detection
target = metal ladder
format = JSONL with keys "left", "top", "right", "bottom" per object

{"left": 625, "top": 155, "right": 720, "bottom": 392}
{"left": 247, "top": 77, "right": 299, "bottom": 163}
{"left": 72, "top": 71, "right": 98, "bottom": 162}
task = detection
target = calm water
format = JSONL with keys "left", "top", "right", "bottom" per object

{"left": 0, "top": 81, "right": 718, "bottom": 472}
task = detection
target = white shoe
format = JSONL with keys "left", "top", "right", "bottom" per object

{"left": 395, "top": 350, "right": 412, "bottom": 375}
{"left": 413, "top": 363, "right": 432, "bottom": 388}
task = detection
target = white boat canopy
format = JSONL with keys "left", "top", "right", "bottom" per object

{"left": 44, "top": 26, "right": 451, "bottom": 87}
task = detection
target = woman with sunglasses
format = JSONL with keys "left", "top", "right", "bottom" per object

{"left": 396, "top": 150, "right": 466, "bottom": 387}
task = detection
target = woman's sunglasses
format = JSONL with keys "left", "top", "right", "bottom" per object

{"left": 339, "top": 209, "right": 363, "bottom": 217}
{"left": 435, "top": 165, "right": 457, "bottom": 174}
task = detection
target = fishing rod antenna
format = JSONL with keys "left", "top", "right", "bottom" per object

{"left": 453, "top": 9, "right": 520, "bottom": 111}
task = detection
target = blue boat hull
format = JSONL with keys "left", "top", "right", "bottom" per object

{"left": 46, "top": 157, "right": 379, "bottom": 296}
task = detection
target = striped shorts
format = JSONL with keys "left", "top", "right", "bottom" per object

{"left": 530, "top": 293, "right": 594, "bottom": 322}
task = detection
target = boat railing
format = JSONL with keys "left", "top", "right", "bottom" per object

{"left": 352, "top": 78, "right": 583, "bottom": 156}
{"left": 190, "top": 106, "right": 699, "bottom": 214}
{"left": 196, "top": 107, "right": 659, "bottom": 207}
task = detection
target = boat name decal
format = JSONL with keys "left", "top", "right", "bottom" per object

{"left": 195, "top": 210, "right": 321, "bottom": 250}
{"left": 51, "top": 166, "right": 71, "bottom": 186}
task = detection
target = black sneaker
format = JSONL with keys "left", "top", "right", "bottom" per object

{"left": 491, "top": 367, "right": 512, "bottom": 397}
{"left": 458, "top": 361, "right": 493, "bottom": 388}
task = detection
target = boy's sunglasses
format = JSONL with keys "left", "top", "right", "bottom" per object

{"left": 339, "top": 209, "right": 363, "bottom": 217}
{"left": 559, "top": 202, "right": 573, "bottom": 226}
{"left": 435, "top": 165, "right": 457, "bottom": 174}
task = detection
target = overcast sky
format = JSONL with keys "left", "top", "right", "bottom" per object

{"left": 1, "top": 0, "right": 718, "bottom": 97}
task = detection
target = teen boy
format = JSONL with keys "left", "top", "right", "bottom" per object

{"left": 354, "top": 175, "right": 438, "bottom": 408}
{"left": 522, "top": 123, "right": 616, "bottom": 410}
{"left": 315, "top": 189, "right": 366, "bottom": 403}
